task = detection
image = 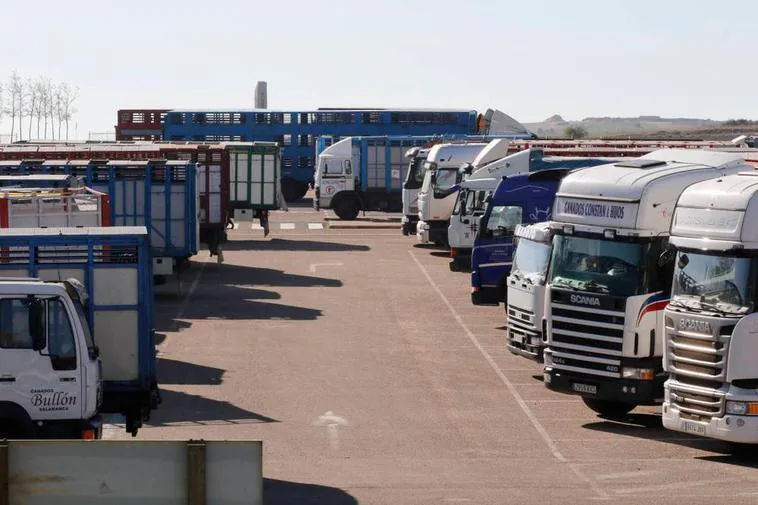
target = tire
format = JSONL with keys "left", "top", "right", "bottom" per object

{"left": 334, "top": 198, "right": 359, "bottom": 220}
{"left": 281, "top": 179, "right": 299, "bottom": 202}
{"left": 582, "top": 397, "right": 635, "bottom": 418}
{"left": 295, "top": 182, "right": 309, "bottom": 201}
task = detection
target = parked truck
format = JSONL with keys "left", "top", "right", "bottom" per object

{"left": 402, "top": 146, "right": 431, "bottom": 235}
{"left": 469, "top": 158, "right": 616, "bottom": 305}
{"left": 542, "top": 149, "right": 752, "bottom": 418}
{"left": 416, "top": 140, "right": 511, "bottom": 245}
{"left": 313, "top": 136, "right": 436, "bottom": 220}
{"left": 505, "top": 222, "right": 555, "bottom": 361}
{"left": 449, "top": 150, "right": 614, "bottom": 271}
{"left": 0, "top": 159, "right": 200, "bottom": 281}
{"left": 661, "top": 170, "right": 758, "bottom": 444}
{"left": 0, "top": 226, "right": 157, "bottom": 438}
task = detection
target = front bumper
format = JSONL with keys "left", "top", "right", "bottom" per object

{"left": 449, "top": 249, "right": 472, "bottom": 271}
{"left": 471, "top": 285, "right": 502, "bottom": 306}
{"left": 402, "top": 215, "right": 418, "bottom": 235}
{"left": 543, "top": 365, "right": 665, "bottom": 406}
{"left": 662, "top": 385, "right": 758, "bottom": 444}
{"left": 506, "top": 330, "right": 544, "bottom": 361}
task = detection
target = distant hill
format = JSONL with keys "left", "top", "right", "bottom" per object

{"left": 524, "top": 115, "right": 758, "bottom": 140}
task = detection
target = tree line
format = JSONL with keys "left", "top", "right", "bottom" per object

{"left": 0, "top": 71, "right": 79, "bottom": 142}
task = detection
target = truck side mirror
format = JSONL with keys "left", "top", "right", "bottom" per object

{"left": 27, "top": 296, "right": 45, "bottom": 351}
{"left": 658, "top": 248, "right": 675, "bottom": 267}
{"left": 430, "top": 172, "right": 437, "bottom": 185}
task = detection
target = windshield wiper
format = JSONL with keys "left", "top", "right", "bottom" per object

{"left": 552, "top": 278, "right": 577, "bottom": 291}
{"left": 583, "top": 280, "right": 610, "bottom": 293}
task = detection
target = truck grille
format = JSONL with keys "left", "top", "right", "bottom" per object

{"left": 549, "top": 290, "right": 625, "bottom": 378}
{"left": 668, "top": 382, "right": 724, "bottom": 419}
{"left": 507, "top": 303, "right": 540, "bottom": 356}
{"left": 664, "top": 314, "right": 735, "bottom": 419}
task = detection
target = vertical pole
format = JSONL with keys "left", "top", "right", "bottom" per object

{"left": 186, "top": 439, "right": 206, "bottom": 505}
{"left": 0, "top": 440, "right": 9, "bottom": 505}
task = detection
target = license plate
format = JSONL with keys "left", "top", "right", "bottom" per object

{"left": 571, "top": 382, "right": 597, "bottom": 395}
{"left": 680, "top": 420, "right": 706, "bottom": 436}
{"left": 511, "top": 334, "right": 525, "bottom": 345}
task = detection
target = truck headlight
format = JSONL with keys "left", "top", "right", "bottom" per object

{"left": 726, "top": 401, "right": 758, "bottom": 415}
{"left": 622, "top": 367, "right": 655, "bottom": 381}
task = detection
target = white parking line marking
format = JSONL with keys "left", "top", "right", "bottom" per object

{"left": 308, "top": 223, "right": 324, "bottom": 230}
{"left": 410, "top": 251, "right": 609, "bottom": 500}
{"left": 279, "top": 223, "right": 296, "bottom": 230}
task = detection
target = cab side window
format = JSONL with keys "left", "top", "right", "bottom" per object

{"left": 0, "top": 299, "right": 35, "bottom": 349}
{"left": 47, "top": 299, "right": 76, "bottom": 371}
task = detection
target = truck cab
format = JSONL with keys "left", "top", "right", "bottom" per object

{"left": 506, "top": 222, "right": 554, "bottom": 361}
{"left": 401, "top": 147, "right": 430, "bottom": 236}
{"left": 542, "top": 149, "right": 753, "bottom": 418}
{"left": 313, "top": 137, "right": 355, "bottom": 217}
{"left": 0, "top": 226, "right": 157, "bottom": 438}
{"left": 0, "top": 277, "right": 102, "bottom": 439}
{"left": 448, "top": 177, "right": 497, "bottom": 271}
{"left": 416, "top": 140, "right": 509, "bottom": 246}
{"left": 662, "top": 171, "right": 758, "bottom": 444}
{"left": 471, "top": 163, "right": 611, "bottom": 306}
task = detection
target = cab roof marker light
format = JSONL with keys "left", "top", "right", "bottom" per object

{"left": 604, "top": 229, "right": 616, "bottom": 239}
{"left": 562, "top": 224, "right": 574, "bottom": 235}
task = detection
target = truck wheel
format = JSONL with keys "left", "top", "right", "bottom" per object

{"left": 334, "top": 198, "right": 359, "bottom": 220}
{"left": 582, "top": 397, "right": 635, "bottom": 418}
{"left": 281, "top": 179, "right": 299, "bottom": 202}
{"left": 296, "top": 182, "right": 310, "bottom": 201}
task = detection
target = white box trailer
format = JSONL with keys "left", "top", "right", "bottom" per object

{"left": 0, "top": 186, "right": 109, "bottom": 229}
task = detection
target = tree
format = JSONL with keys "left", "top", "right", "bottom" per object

{"left": 58, "top": 83, "right": 79, "bottom": 140}
{"left": 565, "top": 125, "right": 588, "bottom": 139}
{"left": 6, "top": 71, "right": 23, "bottom": 142}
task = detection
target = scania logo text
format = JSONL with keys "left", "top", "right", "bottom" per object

{"left": 569, "top": 294, "right": 601, "bottom": 306}
{"left": 678, "top": 318, "right": 712, "bottom": 334}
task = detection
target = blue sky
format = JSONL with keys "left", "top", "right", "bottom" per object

{"left": 1, "top": 0, "right": 756, "bottom": 140}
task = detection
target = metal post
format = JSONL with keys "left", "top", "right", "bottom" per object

{"left": 186, "top": 439, "right": 206, "bottom": 505}
{"left": 0, "top": 440, "right": 8, "bottom": 505}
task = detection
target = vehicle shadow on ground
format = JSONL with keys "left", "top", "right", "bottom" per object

{"left": 582, "top": 412, "right": 732, "bottom": 454}
{"left": 148, "top": 389, "right": 279, "bottom": 426}
{"left": 413, "top": 243, "right": 447, "bottom": 250}
{"left": 153, "top": 262, "right": 339, "bottom": 329}
{"left": 222, "top": 238, "right": 370, "bottom": 252}
{"left": 264, "top": 478, "right": 357, "bottom": 505}
{"left": 158, "top": 358, "right": 225, "bottom": 385}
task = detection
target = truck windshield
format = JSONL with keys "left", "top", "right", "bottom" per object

{"left": 512, "top": 238, "right": 552, "bottom": 285}
{"left": 549, "top": 235, "right": 646, "bottom": 297}
{"left": 671, "top": 251, "right": 754, "bottom": 315}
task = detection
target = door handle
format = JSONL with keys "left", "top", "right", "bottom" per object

{"left": 59, "top": 377, "right": 76, "bottom": 383}
{"left": 0, "top": 377, "right": 15, "bottom": 383}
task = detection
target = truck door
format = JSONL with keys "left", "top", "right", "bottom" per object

{"left": 0, "top": 297, "right": 83, "bottom": 423}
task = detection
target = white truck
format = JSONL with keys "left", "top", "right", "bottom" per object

{"left": 542, "top": 149, "right": 753, "bottom": 417}
{"left": 401, "top": 146, "right": 430, "bottom": 236}
{"left": 506, "top": 222, "right": 555, "bottom": 360}
{"left": 0, "top": 226, "right": 157, "bottom": 439}
{"left": 661, "top": 170, "right": 758, "bottom": 444}
{"left": 448, "top": 177, "right": 497, "bottom": 270}
{"left": 416, "top": 139, "right": 511, "bottom": 246}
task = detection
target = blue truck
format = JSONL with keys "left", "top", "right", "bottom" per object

{"left": 0, "top": 227, "right": 157, "bottom": 438}
{"left": 470, "top": 161, "right": 612, "bottom": 306}
{"left": 0, "top": 159, "right": 198, "bottom": 282}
